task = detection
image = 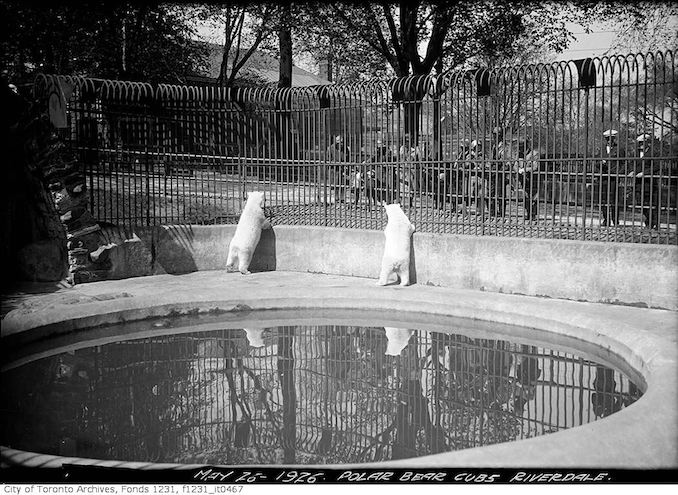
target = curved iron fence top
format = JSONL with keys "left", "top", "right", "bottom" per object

{"left": 34, "top": 73, "right": 155, "bottom": 102}
{"left": 33, "top": 49, "right": 674, "bottom": 102}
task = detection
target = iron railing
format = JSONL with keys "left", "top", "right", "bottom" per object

{"left": 1, "top": 326, "right": 641, "bottom": 464}
{"left": 34, "top": 51, "right": 677, "bottom": 243}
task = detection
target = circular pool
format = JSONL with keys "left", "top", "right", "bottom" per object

{"left": 1, "top": 309, "right": 644, "bottom": 466}
{"left": 1, "top": 271, "right": 676, "bottom": 469}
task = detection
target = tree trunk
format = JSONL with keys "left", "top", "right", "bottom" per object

{"left": 278, "top": 6, "right": 293, "bottom": 89}
{"left": 277, "top": 5, "right": 295, "bottom": 159}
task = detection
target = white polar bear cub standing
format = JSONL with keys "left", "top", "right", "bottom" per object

{"left": 226, "top": 191, "right": 271, "bottom": 275}
{"left": 377, "top": 203, "right": 415, "bottom": 286}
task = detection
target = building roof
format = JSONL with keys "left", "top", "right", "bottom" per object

{"left": 195, "top": 42, "right": 330, "bottom": 87}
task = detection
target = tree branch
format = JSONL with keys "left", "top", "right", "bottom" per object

{"left": 382, "top": 1, "right": 408, "bottom": 75}
{"left": 399, "top": 1, "right": 422, "bottom": 74}
{"left": 421, "top": 6, "right": 452, "bottom": 74}
{"left": 219, "top": 6, "right": 274, "bottom": 85}
{"left": 331, "top": 4, "right": 399, "bottom": 71}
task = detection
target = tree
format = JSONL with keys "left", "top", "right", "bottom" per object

{"left": 278, "top": 3, "right": 293, "bottom": 89}
{"left": 276, "top": 3, "right": 295, "bottom": 158}
{"left": 186, "top": 1, "right": 278, "bottom": 87}
{"left": 572, "top": 0, "right": 678, "bottom": 55}
{"left": 290, "top": 4, "right": 392, "bottom": 83}
{"left": 194, "top": 2, "right": 277, "bottom": 87}
{"left": 321, "top": 1, "right": 577, "bottom": 78}
{"left": 292, "top": 1, "right": 579, "bottom": 140}
{"left": 1, "top": 0, "right": 207, "bottom": 84}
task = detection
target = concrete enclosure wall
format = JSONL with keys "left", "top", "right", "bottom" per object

{"left": 123, "top": 224, "right": 677, "bottom": 310}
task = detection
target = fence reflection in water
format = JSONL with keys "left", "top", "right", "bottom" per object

{"left": 1, "top": 326, "right": 642, "bottom": 465}
{"left": 33, "top": 51, "right": 677, "bottom": 244}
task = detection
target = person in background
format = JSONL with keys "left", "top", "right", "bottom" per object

{"left": 398, "top": 133, "right": 422, "bottom": 207}
{"left": 363, "top": 141, "right": 398, "bottom": 205}
{"left": 599, "top": 129, "right": 625, "bottom": 227}
{"left": 489, "top": 127, "right": 514, "bottom": 219}
{"left": 432, "top": 138, "right": 470, "bottom": 211}
{"left": 454, "top": 139, "right": 472, "bottom": 208}
{"left": 467, "top": 139, "right": 489, "bottom": 214}
{"left": 514, "top": 139, "right": 542, "bottom": 221}
{"left": 323, "top": 135, "right": 352, "bottom": 204}
{"left": 632, "top": 133, "right": 662, "bottom": 229}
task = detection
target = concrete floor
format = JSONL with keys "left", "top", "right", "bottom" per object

{"left": 1, "top": 270, "right": 677, "bottom": 469}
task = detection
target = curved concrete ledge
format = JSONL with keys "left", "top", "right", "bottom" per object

{"left": 2, "top": 271, "right": 677, "bottom": 469}
{"left": 124, "top": 225, "right": 678, "bottom": 310}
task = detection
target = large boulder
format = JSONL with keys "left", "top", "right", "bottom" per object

{"left": 17, "top": 239, "right": 68, "bottom": 282}
{"left": 98, "top": 234, "right": 154, "bottom": 280}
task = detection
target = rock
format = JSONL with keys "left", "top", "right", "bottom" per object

{"left": 72, "top": 269, "right": 111, "bottom": 284}
{"left": 67, "top": 239, "right": 83, "bottom": 250}
{"left": 60, "top": 206, "right": 87, "bottom": 224}
{"left": 68, "top": 264, "right": 90, "bottom": 273}
{"left": 68, "top": 231, "right": 100, "bottom": 252}
{"left": 107, "top": 234, "right": 153, "bottom": 279}
{"left": 63, "top": 209, "right": 96, "bottom": 231}
{"left": 67, "top": 224, "right": 101, "bottom": 240}
{"left": 89, "top": 243, "right": 117, "bottom": 263}
{"left": 44, "top": 162, "right": 77, "bottom": 182}
{"left": 17, "top": 239, "right": 67, "bottom": 282}
{"left": 63, "top": 171, "right": 84, "bottom": 187}
{"left": 68, "top": 247, "right": 90, "bottom": 268}
{"left": 54, "top": 189, "right": 87, "bottom": 214}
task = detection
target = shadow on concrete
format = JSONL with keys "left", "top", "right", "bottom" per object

{"left": 140, "top": 225, "right": 198, "bottom": 275}
{"left": 250, "top": 227, "right": 277, "bottom": 273}
{"left": 409, "top": 236, "right": 417, "bottom": 285}
{"left": 1, "top": 280, "right": 72, "bottom": 318}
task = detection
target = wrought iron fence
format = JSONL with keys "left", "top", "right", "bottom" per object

{"left": 34, "top": 51, "right": 677, "bottom": 243}
{"left": 1, "top": 325, "right": 642, "bottom": 464}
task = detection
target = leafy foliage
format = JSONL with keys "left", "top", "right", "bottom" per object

{"left": 189, "top": 2, "right": 279, "bottom": 87}
{"left": 290, "top": 1, "right": 579, "bottom": 78}
{"left": 1, "top": 1, "right": 208, "bottom": 84}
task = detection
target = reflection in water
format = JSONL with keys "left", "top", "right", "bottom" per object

{"left": 1, "top": 325, "right": 642, "bottom": 465}
{"left": 243, "top": 327, "right": 266, "bottom": 348}
{"left": 384, "top": 327, "right": 414, "bottom": 356}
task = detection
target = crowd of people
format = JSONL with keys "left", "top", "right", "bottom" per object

{"left": 318, "top": 129, "right": 670, "bottom": 230}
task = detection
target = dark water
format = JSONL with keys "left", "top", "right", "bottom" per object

{"left": 1, "top": 323, "right": 642, "bottom": 465}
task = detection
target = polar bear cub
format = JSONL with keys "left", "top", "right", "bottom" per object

{"left": 377, "top": 203, "right": 415, "bottom": 286}
{"left": 226, "top": 191, "right": 271, "bottom": 275}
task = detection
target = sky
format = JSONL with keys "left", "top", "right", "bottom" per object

{"left": 556, "top": 22, "right": 619, "bottom": 61}
{"left": 194, "top": 16, "right": 678, "bottom": 74}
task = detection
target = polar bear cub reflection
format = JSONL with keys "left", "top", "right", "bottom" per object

{"left": 243, "top": 327, "right": 266, "bottom": 348}
{"left": 384, "top": 327, "right": 415, "bottom": 356}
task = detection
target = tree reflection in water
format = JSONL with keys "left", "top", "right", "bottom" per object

{"left": 1, "top": 325, "right": 642, "bottom": 465}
